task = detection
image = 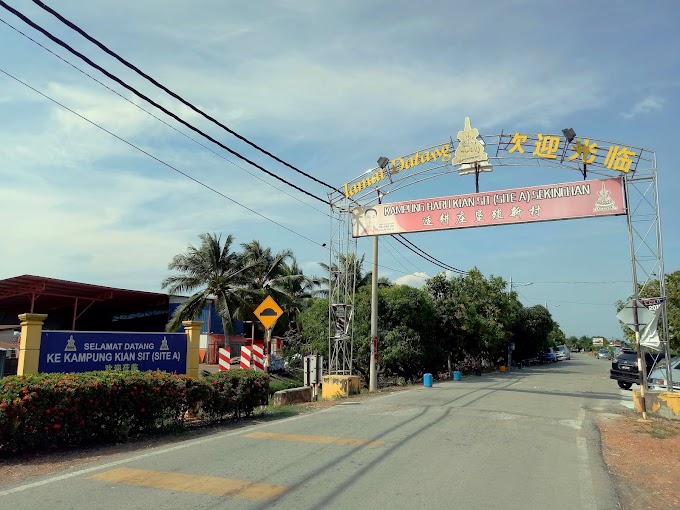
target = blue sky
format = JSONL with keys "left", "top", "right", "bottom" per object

{"left": 0, "top": 0, "right": 678, "bottom": 340}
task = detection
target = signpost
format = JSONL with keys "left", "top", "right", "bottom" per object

{"left": 38, "top": 331, "right": 187, "bottom": 374}
{"left": 254, "top": 296, "right": 283, "bottom": 372}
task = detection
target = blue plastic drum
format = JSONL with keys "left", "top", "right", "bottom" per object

{"left": 453, "top": 371, "right": 461, "bottom": 381}
{"left": 423, "top": 373, "right": 433, "bottom": 387}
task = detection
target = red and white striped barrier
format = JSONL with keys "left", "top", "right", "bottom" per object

{"left": 240, "top": 346, "right": 251, "bottom": 369}
{"left": 218, "top": 347, "right": 230, "bottom": 371}
{"left": 252, "top": 344, "right": 265, "bottom": 372}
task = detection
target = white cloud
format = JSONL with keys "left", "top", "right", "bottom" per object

{"left": 394, "top": 272, "right": 429, "bottom": 288}
{"left": 621, "top": 95, "right": 665, "bottom": 119}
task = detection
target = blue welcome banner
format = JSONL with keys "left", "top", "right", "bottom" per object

{"left": 38, "top": 331, "right": 187, "bottom": 374}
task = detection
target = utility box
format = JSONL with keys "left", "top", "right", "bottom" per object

{"left": 303, "top": 355, "right": 323, "bottom": 387}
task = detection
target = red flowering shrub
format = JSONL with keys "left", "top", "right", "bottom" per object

{"left": 0, "top": 369, "right": 268, "bottom": 455}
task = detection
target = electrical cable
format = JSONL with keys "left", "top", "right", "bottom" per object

{"left": 512, "top": 280, "right": 629, "bottom": 285}
{"left": 0, "top": 16, "right": 331, "bottom": 218}
{"left": 396, "top": 234, "right": 467, "bottom": 274}
{"left": 391, "top": 235, "right": 467, "bottom": 274}
{"left": 3, "top": 69, "right": 443, "bottom": 283}
{"left": 32, "top": 0, "right": 338, "bottom": 193}
{"left": 390, "top": 236, "right": 463, "bottom": 274}
{"left": 4, "top": 1, "right": 466, "bottom": 271}
{"left": 381, "top": 237, "right": 422, "bottom": 275}
{"left": 0, "top": 1, "right": 329, "bottom": 205}
{"left": 0, "top": 67, "right": 326, "bottom": 247}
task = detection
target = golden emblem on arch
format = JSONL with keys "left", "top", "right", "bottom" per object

{"left": 452, "top": 117, "right": 489, "bottom": 167}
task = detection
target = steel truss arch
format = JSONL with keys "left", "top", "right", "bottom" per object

{"left": 327, "top": 128, "right": 671, "bottom": 396}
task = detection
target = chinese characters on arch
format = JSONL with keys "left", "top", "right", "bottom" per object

{"left": 352, "top": 177, "right": 625, "bottom": 238}
{"left": 506, "top": 132, "right": 639, "bottom": 173}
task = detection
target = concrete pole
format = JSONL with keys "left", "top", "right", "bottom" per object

{"left": 182, "top": 320, "right": 204, "bottom": 378}
{"left": 369, "top": 235, "right": 378, "bottom": 392}
{"left": 17, "top": 313, "right": 48, "bottom": 375}
{"left": 633, "top": 302, "right": 648, "bottom": 420}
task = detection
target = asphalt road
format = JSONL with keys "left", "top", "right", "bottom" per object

{"left": 1, "top": 353, "right": 625, "bottom": 510}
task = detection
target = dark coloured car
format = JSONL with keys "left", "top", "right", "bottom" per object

{"left": 538, "top": 350, "right": 557, "bottom": 363}
{"left": 609, "top": 349, "right": 665, "bottom": 390}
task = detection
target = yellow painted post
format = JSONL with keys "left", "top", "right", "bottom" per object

{"left": 17, "top": 313, "right": 48, "bottom": 375}
{"left": 182, "top": 320, "right": 203, "bottom": 378}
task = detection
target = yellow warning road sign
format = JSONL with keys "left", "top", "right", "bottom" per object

{"left": 254, "top": 295, "right": 283, "bottom": 330}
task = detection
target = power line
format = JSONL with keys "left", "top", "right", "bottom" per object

{"left": 32, "top": 0, "right": 338, "bottom": 193}
{"left": 393, "top": 234, "right": 467, "bottom": 274}
{"left": 0, "top": 67, "right": 326, "bottom": 247}
{"left": 390, "top": 236, "right": 465, "bottom": 274}
{"left": 0, "top": 1, "right": 329, "bottom": 205}
{"left": 5, "top": 1, "right": 461, "bottom": 270}
{"left": 0, "top": 16, "right": 330, "bottom": 219}
{"left": 513, "top": 280, "right": 630, "bottom": 285}
{"left": 381, "top": 237, "right": 423, "bottom": 275}
{"left": 519, "top": 292, "right": 615, "bottom": 306}
{"left": 5, "top": 86, "right": 447, "bottom": 286}
{"left": 323, "top": 245, "right": 429, "bottom": 282}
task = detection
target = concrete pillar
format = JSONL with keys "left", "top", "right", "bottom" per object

{"left": 17, "top": 313, "right": 48, "bottom": 375}
{"left": 182, "top": 320, "right": 203, "bottom": 378}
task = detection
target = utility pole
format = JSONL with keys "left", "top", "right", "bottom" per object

{"left": 633, "top": 300, "right": 649, "bottom": 420}
{"left": 369, "top": 235, "right": 378, "bottom": 392}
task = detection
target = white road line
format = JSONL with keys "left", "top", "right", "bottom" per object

{"left": 576, "top": 408, "right": 597, "bottom": 510}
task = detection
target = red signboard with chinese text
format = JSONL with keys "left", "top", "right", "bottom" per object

{"left": 352, "top": 177, "right": 625, "bottom": 237}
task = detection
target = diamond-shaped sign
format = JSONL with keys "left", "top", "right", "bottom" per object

{"left": 254, "top": 295, "right": 283, "bottom": 330}
{"left": 616, "top": 299, "right": 655, "bottom": 332}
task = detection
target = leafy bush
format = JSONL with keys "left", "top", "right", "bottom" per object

{"left": 0, "top": 369, "right": 269, "bottom": 455}
{"left": 268, "top": 379, "right": 303, "bottom": 397}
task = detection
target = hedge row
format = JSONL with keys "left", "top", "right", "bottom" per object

{"left": 0, "top": 369, "right": 269, "bottom": 455}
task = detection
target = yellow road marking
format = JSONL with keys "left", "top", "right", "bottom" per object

{"left": 244, "top": 431, "right": 383, "bottom": 448}
{"left": 88, "top": 468, "right": 287, "bottom": 500}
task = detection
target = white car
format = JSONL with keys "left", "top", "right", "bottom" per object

{"left": 647, "top": 356, "right": 680, "bottom": 391}
{"left": 554, "top": 345, "right": 571, "bottom": 361}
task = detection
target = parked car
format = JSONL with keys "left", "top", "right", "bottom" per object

{"left": 538, "top": 349, "right": 557, "bottom": 363}
{"left": 609, "top": 349, "right": 665, "bottom": 390}
{"left": 647, "top": 356, "right": 680, "bottom": 391}
{"left": 555, "top": 344, "right": 571, "bottom": 361}
{"left": 597, "top": 349, "right": 612, "bottom": 360}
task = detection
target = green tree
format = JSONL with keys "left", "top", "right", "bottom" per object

{"left": 512, "top": 305, "right": 553, "bottom": 361}
{"left": 314, "top": 253, "right": 391, "bottom": 298}
{"left": 548, "top": 323, "right": 567, "bottom": 347}
{"left": 276, "top": 259, "right": 315, "bottom": 335}
{"left": 162, "top": 233, "right": 252, "bottom": 352}
{"left": 239, "top": 240, "right": 310, "bottom": 336}
{"left": 579, "top": 335, "right": 593, "bottom": 352}
{"left": 297, "top": 298, "right": 331, "bottom": 356}
{"left": 426, "top": 268, "right": 518, "bottom": 369}
{"left": 353, "top": 285, "right": 439, "bottom": 382}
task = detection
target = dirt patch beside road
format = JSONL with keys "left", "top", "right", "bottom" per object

{"left": 598, "top": 412, "right": 680, "bottom": 510}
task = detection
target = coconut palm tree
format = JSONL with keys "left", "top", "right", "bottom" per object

{"left": 276, "top": 259, "right": 315, "bottom": 334}
{"left": 314, "top": 252, "right": 391, "bottom": 299}
{"left": 162, "top": 233, "right": 254, "bottom": 352}
{"left": 239, "top": 240, "right": 296, "bottom": 303}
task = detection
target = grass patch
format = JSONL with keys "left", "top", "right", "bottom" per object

{"left": 634, "top": 418, "right": 680, "bottom": 439}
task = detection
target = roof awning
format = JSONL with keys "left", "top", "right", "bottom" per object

{"left": 0, "top": 275, "right": 168, "bottom": 329}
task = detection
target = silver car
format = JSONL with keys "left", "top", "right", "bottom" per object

{"left": 555, "top": 344, "right": 571, "bottom": 361}
{"left": 597, "top": 349, "right": 612, "bottom": 360}
{"left": 647, "top": 356, "right": 680, "bottom": 391}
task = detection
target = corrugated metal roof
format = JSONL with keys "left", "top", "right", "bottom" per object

{"left": 0, "top": 275, "right": 169, "bottom": 326}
